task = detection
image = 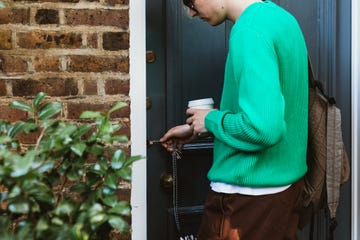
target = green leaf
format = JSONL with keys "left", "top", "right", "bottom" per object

{"left": 36, "top": 217, "right": 49, "bottom": 233}
{"left": 40, "top": 119, "right": 59, "bottom": 129}
{"left": 111, "top": 149, "right": 126, "bottom": 170}
{"left": 99, "top": 121, "right": 112, "bottom": 135}
{"left": 10, "top": 150, "right": 36, "bottom": 177}
{"left": 27, "top": 182, "right": 54, "bottom": 205}
{"left": 8, "top": 121, "right": 25, "bottom": 138}
{"left": 71, "top": 223, "right": 89, "bottom": 240}
{"left": 37, "top": 161, "right": 55, "bottom": 173}
{"left": 70, "top": 182, "right": 88, "bottom": 193}
{"left": 98, "top": 156, "right": 108, "bottom": 170}
{"left": 90, "top": 213, "right": 108, "bottom": 226}
{"left": 79, "top": 111, "right": 102, "bottom": 119}
{"left": 101, "top": 186, "right": 115, "bottom": 196}
{"left": 16, "top": 221, "right": 32, "bottom": 239}
{"left": 0, "top": 120, "right": 10, "bottom": 134}
{"left": 109, "top": 102, "right": 127, "bottom": 114}
{"left": 102, "top": 195, "right": 118, "bottom": 208}
{"left": 104, "top": 173, "right": 118, "bottom": 190}
{"left": 72, "top": 124, "right": 91, "bottom": 139}
{"left": 38, "top": 102, "right": 62, "bottom": 120}
{"left": 116, "top": 166, "right": 132, "bottom": 181}
{"left": 67, "top": 167, "right": 83, "bottom": 181}
{"left": 0, "top": 135, "right": 12, "bottom": 145}
{"left": 71, "top": 142, "right": 87, "bottom": 156}
{"left": 20, "top": 119, "right": 37, "bottom": 133}
{"left": 54, "top": 201, "right": 74, "bottom": 216}
{"left": 108, "top": 216, "right": 129, "bottom": 232}
{"left": 8, "top": 185, "right": 21, "bottom": 198}
{"left": 9, "top": 100, "right": 33, "bottom": 113}
{"left": 89, "top": 144, "right": 104, "bottom": 155}
{"left": 8, "top": 200, "right": 30, "bottom": 214}
{"left": 124, "top": 155, "right": 143, "bottom": 167}
{"left": 30, "top": 201, "right": 40, "bottom": 213}
{"left": 108, "top": 201, "right": 131, "bottom": 216}
{"left": 89, "top": 163, "right": 106, "bottom": 175}
{"left": 89, "top": 203, "right": 107, "bottom": 225}
{"left": 0, "top": 216, "right": 11, "bottom": 232}
{"left": 51, "top": 217, "right": 64, "bottom": 226}
{"left": 85, "top": 172, "right": 102, "bottom": 186}
{"left": 33, "top": 92, "right": 47, "bottom": 109}
{"left": 111, "top": 135, "right": 129, "bottom": 143}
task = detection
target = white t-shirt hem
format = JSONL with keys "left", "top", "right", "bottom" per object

{"left": 210, "top": 181, "right": 291, "bottom": 196}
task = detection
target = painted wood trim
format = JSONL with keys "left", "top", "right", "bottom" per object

{"left": 129, "top": 0, "right": 147, "bottom": 239}
{"left": 351, "top": 0, "right": 360, "bottom": 238}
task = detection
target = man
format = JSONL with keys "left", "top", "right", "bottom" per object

{"left": 160, "top": 0, "right": 308, "bottom": 239}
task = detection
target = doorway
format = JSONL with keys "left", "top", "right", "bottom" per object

{"left": 145, "top": 0, "right": 352, "bottom": 239}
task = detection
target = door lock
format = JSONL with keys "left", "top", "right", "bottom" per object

{"left": 160, "top": 172, "right": 173, "bottom": 192}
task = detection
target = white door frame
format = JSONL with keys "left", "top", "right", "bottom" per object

{"left": 129, "top": 0, "right": 147, "bottom": 239}
{"left": 352, "top": 0, "right": 360, "bottom": 239}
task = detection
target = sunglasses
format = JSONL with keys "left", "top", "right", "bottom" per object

{"left": 183, "top": 0, "right": 197, "bottom": 11}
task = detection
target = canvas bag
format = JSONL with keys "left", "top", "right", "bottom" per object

{"left": 298, "top": 58, "right": 350, "bottom": 238}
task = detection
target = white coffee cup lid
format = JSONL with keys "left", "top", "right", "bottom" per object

{"left": 188, "top": 98, "right": 214, "bottom": 108}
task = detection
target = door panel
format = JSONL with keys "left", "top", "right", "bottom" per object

{"left": 147, "top": 0, "right": 229, "bottom": 239}
{"left": 146, "top": 0, "right": 350, "bottom": 239}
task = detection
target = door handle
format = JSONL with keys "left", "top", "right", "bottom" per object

{"left": 160, "top": 172, "right": 173, "bottom": 193}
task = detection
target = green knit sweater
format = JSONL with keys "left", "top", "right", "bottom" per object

{"left": 205, "top": 1, "right": 308, "bottom": 187}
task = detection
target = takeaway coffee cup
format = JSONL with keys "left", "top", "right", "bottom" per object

{"left": 187, "top": 98, "right": 214, "bottom": 139}
{"left": 187, "top": 98, "right": 214, "bottom": 109}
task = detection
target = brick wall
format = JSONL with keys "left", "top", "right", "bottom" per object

{"left": 0, "top": 0, "right": 132, "bottom": 238}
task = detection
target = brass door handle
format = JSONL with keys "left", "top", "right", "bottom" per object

{"left": 160, "top": 172, "right": 173, "bottom": 193}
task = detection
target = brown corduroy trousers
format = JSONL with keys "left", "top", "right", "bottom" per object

{"left": 197, "top": 178, "right": 304, "bottom": 240}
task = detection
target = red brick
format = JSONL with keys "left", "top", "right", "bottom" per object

{"left": 87, "top": 33, "right": 98, "bottom": 49}
{"left": 15, "top": 131, "right": 40, "bottom": 145}
{"left": 105, "top": 79, "right": 129, "bottom": 95}
{"left": 83, "top": 80, "right": 98, "bottom": 95}
{"left": 67, "top": 102, "right": 130, "bottom": 119}
{"left": 0, "top": 31, "right": 12, "bottom": 50}
{"left": 12, "top": 78, "right": 78, "bottom": 96}
{"left": 65, "top": 9, "right": 128, "bottom": 28}
{"left": 17, "top": 31, "right": 82, "bottom": 49}
{"left": 0, "top": 8, "right": 30, "bottom": 24}
{"left": 114, "top": 118, "right": 130, "bottom": 138}
{"left": 0, "top": 80, "right": 7, "bottom": 96}
{"left": 68, "top": 55, "right": 129, "bottom": 73}
{"left": 33, "top": 56, "right": 60, "bottom": 72}
{"left": 12, "top": 0, "right": 80, "bottom": 2}
{"left": 35, "top": 9, "right": 59, "bottom": 24}
{"left": 103, "top": 32, "right": 129, "bottom": 51}
{"left": 109, "top": 231, "right": 131, "bottom": 240}
{"left": 115, "top": 187, "right": 131, "bottom": 202}
{"left": 0, "top": 105, "right": 28, "bottom": 122}
{"left": 104, "top": 0, "right": 129, "bottom": 5}
{"left": 0, "top": 56, "right": 27, "bottom": 73}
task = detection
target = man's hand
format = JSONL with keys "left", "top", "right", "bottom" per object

{"left": 186, "top": 108, "right": 213, "bottom": 134}
{"left": 160, "top": 124, "right": 195, "bottom": 152}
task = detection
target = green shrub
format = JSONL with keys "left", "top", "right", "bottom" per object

{"left": 0, "top": 92, "right": 142, "bottom": 240}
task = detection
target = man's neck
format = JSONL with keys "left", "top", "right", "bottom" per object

{"left": 226, "top": 0, "right": 263, "bottom": 22}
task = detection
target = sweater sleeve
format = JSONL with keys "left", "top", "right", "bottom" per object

{"left": 205, "top": 28, "right": 287, "bottom": 152}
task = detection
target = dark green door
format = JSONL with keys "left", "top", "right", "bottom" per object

{"left": 146, "top": 0, "right": 351, "bottom": 239}
{"left": 146, "top": 1, "right": 229, "bottom": 238}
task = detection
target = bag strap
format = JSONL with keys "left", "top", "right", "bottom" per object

{"left": 326, "top": 104, "right": 344, "bottom": 239}
{"left": 308, "top": 55, "right": 341, "bottom": 239}
{"left": 326, "top": 105, "right": 342, "bottom": 220}
{"left": 308, "top": 56, "right": 336, "bottom": 104}
{"left": 308, "top": 56, "right": 316, "bottom": 88}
